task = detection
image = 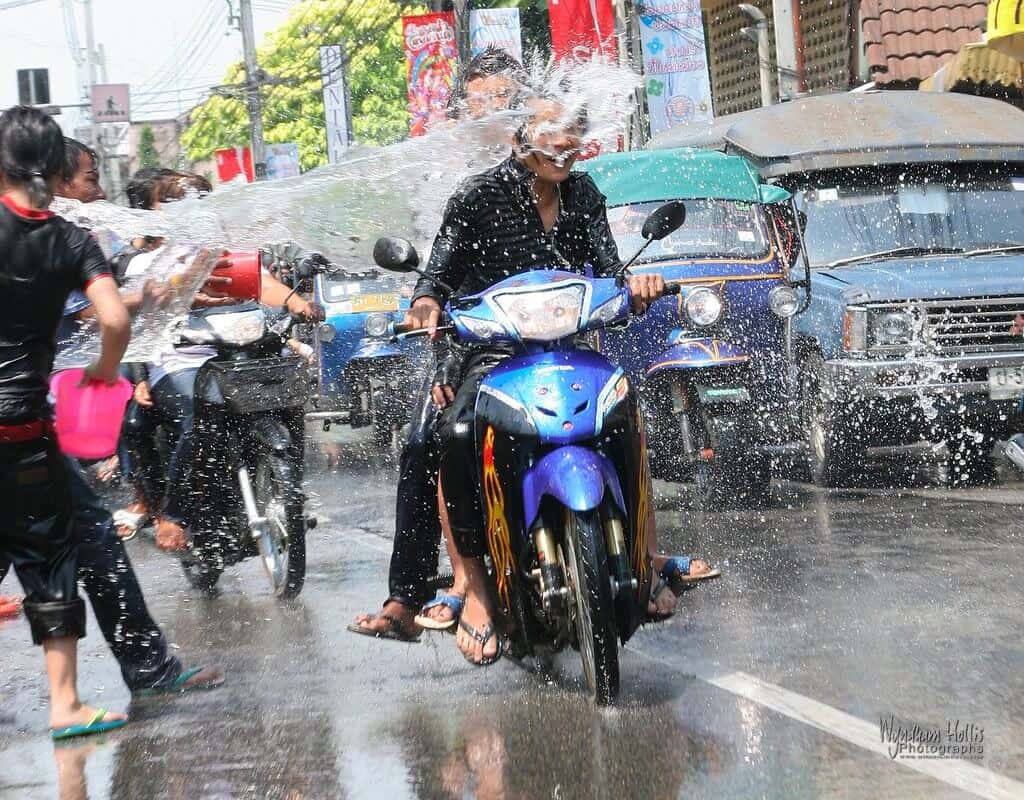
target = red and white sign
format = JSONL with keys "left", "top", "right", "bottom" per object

{"left": 548, "top": 0, "right": 617, "bottom": 63}
{"left": 91, "top": 83, "right": 131, "bottom": 123}
{"left": 215, "top": 146, "right": 254, "bottom": 184}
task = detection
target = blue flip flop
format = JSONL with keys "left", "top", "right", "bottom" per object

{"left": 51, "top": 708, "right": 127, "bottom": 740}
{"left": 414, "top": 593, "right": 465, "bottom": 631}
{"left": 136, "top": 666, "right": 224, "bottom": 697}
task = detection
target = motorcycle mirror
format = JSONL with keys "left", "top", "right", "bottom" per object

{"left": 373, "top": 237, "right": 420, "bottom": 272}
{"left": 641, "top": 201, "right": 686, "bottom": 241}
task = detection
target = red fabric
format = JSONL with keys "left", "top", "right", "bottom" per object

{"left": 0, "top": 195, "right": 54, "bottom": 220}
{"left": 215, "top": 146, "right": 254, "bottom": 184}
{"left": 82, "top": 273, "right": 113, "bottom": 291}
{"left": 548, "top": 0, "right": 618, "bottom": 63}
{"left": 0, "top": 419, "right": 50, "bottom": 443}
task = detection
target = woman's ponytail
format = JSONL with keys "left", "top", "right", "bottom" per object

{"left": 26, "top": 170, "right": 52, "bottom": 208}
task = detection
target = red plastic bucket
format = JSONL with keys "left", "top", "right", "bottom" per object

{"left": 211, "top": 251, "right": 262, "bottom": 301}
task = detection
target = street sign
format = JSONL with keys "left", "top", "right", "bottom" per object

{"left": 17, "top": 68, "right": 50, "bottom": 106}
{"left": 91, "top": 84, "right": 131, "bottom": 123}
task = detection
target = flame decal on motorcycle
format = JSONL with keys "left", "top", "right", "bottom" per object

{"left": 482, "top": 425, "right": 515, "bottom": 609}
{"left": 633, "top": 410, "right": 652, "bottom": 585}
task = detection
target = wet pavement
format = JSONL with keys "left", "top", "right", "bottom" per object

{"left": 2, "top": 432, "right": 1023, "bottom": 799}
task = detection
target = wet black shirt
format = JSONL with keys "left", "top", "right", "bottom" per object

{"left": 0, "top": 198, "right": 111, "bottom": 422}
{"left": 413, "top": 157, "right": 622, "bottom": 304}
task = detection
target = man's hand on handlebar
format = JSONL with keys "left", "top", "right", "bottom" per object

{"left": 403, "top": 297, "right": 444, "bottom": 341}
{"left": 627, "top": 273, "right": 666, "bottom": 314}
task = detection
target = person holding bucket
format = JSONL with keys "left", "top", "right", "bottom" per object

{"left": 0, "top": 106, "right": 131, "bottom": 739}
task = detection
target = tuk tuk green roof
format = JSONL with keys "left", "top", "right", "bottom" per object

{"left": 581, "top": 148, "right": 789, "bottom": 206}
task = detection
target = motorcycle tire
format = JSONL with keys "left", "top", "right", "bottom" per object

{"left": 254, "top": 452, "right": 307, "bottom": 599}
{"left": 563, "top": 508, "right": 620, "bottom": 706}
{"left": 693, "top": 410, "right": 771, "bottom": 511}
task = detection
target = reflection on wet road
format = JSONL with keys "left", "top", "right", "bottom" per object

{"left": 1, "top": 432, "right": 1023, "bottom": 799}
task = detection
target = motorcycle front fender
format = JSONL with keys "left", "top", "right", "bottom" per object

{"left": 521, "top": 446, "right": 626, "bottom": 529}
{"left": 645, "top": 339, "right": 749, "bottom": 379}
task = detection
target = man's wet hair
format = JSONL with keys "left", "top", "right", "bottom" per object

{"left": 62, "top": 138, "right": 99, "bottom": 183}
{"left": 0, "top": 105, "right": 65, "bottom": 207}
{"left": 511, "top": 86, "right": 590, "bottom": 149}
{"left": 127, "top": 167, "right": 212, "bottom": 209}
{"left": 447, "top": 47, "right": 526, "bottom": 119}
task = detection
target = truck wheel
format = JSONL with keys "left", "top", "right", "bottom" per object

{"left": 693, "top": 411, "right": 771, "bottom": 510}
{"left": 800, "top": 353, "right": 864, "bottom": 488}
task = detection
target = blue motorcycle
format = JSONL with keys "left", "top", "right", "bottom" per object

{"left": 372, "top": 202, "right": 685, "bottom": 704}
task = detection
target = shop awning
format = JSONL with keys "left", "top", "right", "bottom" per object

{"left": 919, "top": 41, "right": 1023, "bottom": 91}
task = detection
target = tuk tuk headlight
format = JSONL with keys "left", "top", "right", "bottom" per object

{"left": 684, "top": 287, "right": 723, "bottom": 327}
{"left": 318, "top": 322, "right": 337, "bottom": 342}
{"left": 768, "top": 286, "right": 800, "bottom": 318}
{"left": 365, "top": 313, "right": 391, "bottom": 338}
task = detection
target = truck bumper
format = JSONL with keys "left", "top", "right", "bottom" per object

{"left": 824, "top": 351, "right": 1024, "bottom": 400}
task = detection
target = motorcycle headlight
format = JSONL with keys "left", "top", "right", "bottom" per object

{"left": 872, "top": 311, "right": 914, "bottom": 346}
{"left": 364, "top": 313, "right": 390, "bottom": 338}
{"left": 684, "top": 287, "right": 723, "bottom": 327}
{"left": 492, "top": 285, "right": 585, "bottom": 341}
{"left": 203, "top": 309, "right": 266, "bottom": 345}
{"left": 459, "top": 315, "right": 507, "bottom": 339}
{"left": 768, "top": 286, "right": 800, "bottom": 318}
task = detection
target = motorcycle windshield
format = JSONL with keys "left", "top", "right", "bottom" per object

{"left": 451, "top": 270, "right": 629, "bottom": 345}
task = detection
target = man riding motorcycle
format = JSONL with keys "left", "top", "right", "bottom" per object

{"left": 352, "top": 87, "right": 718, "bottom": 663}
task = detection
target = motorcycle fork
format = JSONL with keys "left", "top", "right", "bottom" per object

{"left": 531, "top": 523, "right": 569, "bottom": 612}
{"left": 603, "top": 513, "right": 637, "bottom": 598}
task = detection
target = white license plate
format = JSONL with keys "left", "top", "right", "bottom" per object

{"left": 988, "top": 366, "right": 1024, "bottom": 400}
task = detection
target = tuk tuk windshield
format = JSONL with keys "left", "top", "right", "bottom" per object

{"left": 796, "top": 174, "right": 1024, "bottom": 268}
{"left": 606, "top": 199, "right": 769, "bottom": 263}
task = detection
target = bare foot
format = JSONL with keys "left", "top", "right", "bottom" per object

{"left": 351, "top": 600, "right": 421, "bottom": 640}
{"left": 155, "top": 519, "right": 188, "bottom": 552}
{"left": 50, "top": 702, "right": 127, "bottom": 733}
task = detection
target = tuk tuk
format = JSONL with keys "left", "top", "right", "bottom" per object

{"left": 583, "top": 148, "right": 810, "bottom": 507}
{"left": 653, "top": 93, "right": 1024, "bottom": 486}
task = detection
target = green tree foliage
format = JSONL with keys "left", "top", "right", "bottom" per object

{"left": 183, "top": 0, "right": 416, "bottom": 171}
{"left": 137, "top": 125, "right": 161, "bottom": 169}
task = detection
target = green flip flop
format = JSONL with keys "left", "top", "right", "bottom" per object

{"left": 137, "top": 666, "right": 224, "bottom": 697}
{"left": 51, "top": 708, "right": 127, "bottom": 740}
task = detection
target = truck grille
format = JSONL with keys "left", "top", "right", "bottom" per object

{"left": 924, "top": 296, "right": 1024, "bottom": 352}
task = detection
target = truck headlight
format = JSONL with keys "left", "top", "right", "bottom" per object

{"left": 768, "top": 286, "right": 800, "bottom": 318}
{"left": 684, "top": 287, "right": 723, "bottom": 327}
{"left": 872, "top": 311, "right": 913, "bottom": 346}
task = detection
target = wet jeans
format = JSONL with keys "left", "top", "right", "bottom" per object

{"left": 1, "top": 458, "right": 182, "bottom": 690}
{"left": 127, "top": 368, "right": 199, "bottom": 526}
{"left": 388, "top": 372, "right": 443, "bottom": 609}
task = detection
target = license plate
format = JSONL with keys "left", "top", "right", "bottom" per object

{"left": 349, "top": 294, "right": 399, "bottom": 313}
{"left": 988, "top": 366, "right": 1024, "bottom": 400}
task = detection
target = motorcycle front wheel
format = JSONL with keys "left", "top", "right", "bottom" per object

{"left": 563, "top": 508, "right": 620, "bottom": 705}
{"left": 254, "top": 452, "right": 307, "bottom": 599}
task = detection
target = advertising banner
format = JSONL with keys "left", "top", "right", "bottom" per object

{"left": 548, "top": 0, "right": 617, "bottom": 62}
{"left": 266, "top": 143, "right": 301, "bottom": 180}
{"left": 215, "top": 146, "right": 254, "bottom": 184}
{"left": 638, "top": 0, "right": 714, "bottom": 135}
{"left": 469, "top": 8, "right": 523, "bottom": 61}
{"left": 320, "top": 45, "right": 351, "bottom": 163}
{"left": 402, "top": 11, "right": 458, "bottom": 137}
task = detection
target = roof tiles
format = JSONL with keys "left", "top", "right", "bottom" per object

{"left": 861, "top": 0, "right": 989, "bottom": 84}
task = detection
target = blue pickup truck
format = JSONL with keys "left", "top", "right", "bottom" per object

{"left": 654, "top": 92, "right": 1024, "bottom": 486}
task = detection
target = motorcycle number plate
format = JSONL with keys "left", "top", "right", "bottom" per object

{"left": 988, "top": 366, "right": 1024, "bottom": 400}
{"left": 696, "top": 384, "right": 750, "bottom": 404}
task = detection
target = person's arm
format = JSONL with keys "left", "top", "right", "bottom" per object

{"left": 83, "top": 276, "right": 130, "bottom": 384}
{"left": 411, "top": 191, "right": 473, "bottom": 307}
{"left": 258, "top": 270, "right": 324, "bottom": 320}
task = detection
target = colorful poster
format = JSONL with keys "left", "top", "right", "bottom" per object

{"left": 402, "top": 12, "right": 458, "bottom": 137}
{"left": 638, "top": 0, "right": 714, "bottom": 135}
{"left": 548, "top": 0, "right": 617, "bottom": 62}
{"left": 266, "top": 143, "right": 301, "bottom": 180}
{"left": 215, "top": 146, "right": 254, "bottom": 184}
{"left": 469, "top": 8, "right": 523, "bottom": 61}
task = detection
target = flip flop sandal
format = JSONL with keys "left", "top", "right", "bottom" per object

{"left": 51, "top": 708, "right": 127, "bottom": 740}
{"left": 657, "top": 556, "right": 721, "bottom": 595}
{"left": 112, "top": 509, "right": 150, "bottom": 542}
{"left": 457, "top": 618, "right": 501, "bottom": 666}
{"left": 346, "top": 614, "right": 421, "bottom": 643}
{"left": 414, "top": 593, "right": 465, "bottom": 631}
{"left": 136, "top": 666, "right": 225, "bottom": 697}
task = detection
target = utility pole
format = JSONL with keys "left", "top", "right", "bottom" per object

{"left": 239, "top": 0, "right": 267, "bottom": 179}
{"left": 451, "top": 0, "right": 471, "bottom": 70}
{"left": 771, "top": 0, "right": 802, "bottom": 100}
{"left": 739, "top": 3, "right": 773, "bottom": 107}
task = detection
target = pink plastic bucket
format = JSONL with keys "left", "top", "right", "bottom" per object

{"left": 50, "top": 369, "right": 133, "bottom": 459}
